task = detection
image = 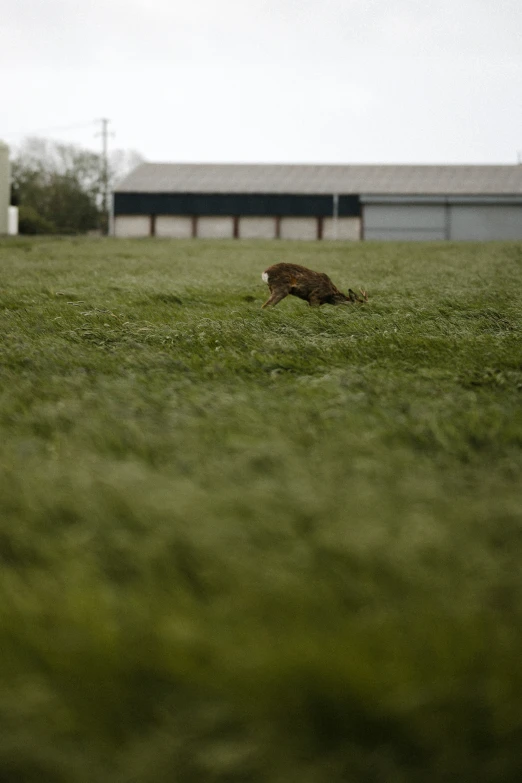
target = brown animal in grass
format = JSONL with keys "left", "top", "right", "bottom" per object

{"left": 261, "top": 263, "right": 368, "bottom": 309}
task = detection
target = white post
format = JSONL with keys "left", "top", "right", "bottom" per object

{"left": 8, "top": 206, "right": 18, "bottom": 235}
{"left": 333, "top": 193, "right": 339, "bottom": 240}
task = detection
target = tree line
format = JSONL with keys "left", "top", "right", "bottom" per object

{"left": 11, "top": 138, "right": 143, "bottom": 235}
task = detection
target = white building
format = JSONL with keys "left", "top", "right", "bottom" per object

{"left": 113, "top": 163, "right": 522, "bottom": 241}
{"left": 0, "top": 141, "right": 9, "bottom": 235}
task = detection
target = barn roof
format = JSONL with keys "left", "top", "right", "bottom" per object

{"left": 115, "top": 163, "right": 522, "bottom": 196}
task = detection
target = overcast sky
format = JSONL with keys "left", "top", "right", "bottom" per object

{"left": 2, "top": 0, "right": 521, "bottom": 164}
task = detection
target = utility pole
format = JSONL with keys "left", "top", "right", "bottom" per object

{"left": 97, "top": 118, "right": 110, "bottom": 235}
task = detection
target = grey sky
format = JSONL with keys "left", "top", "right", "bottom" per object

{"left": 2, "top": 0, "right": 521, "bottom": 164}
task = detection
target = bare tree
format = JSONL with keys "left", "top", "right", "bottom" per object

{"left": 11, "top": 138, "right": 144, "bottom": 234}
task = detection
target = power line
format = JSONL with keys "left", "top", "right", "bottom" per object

{"left": 3, "top": 120, "right": 97, "bottom": 139}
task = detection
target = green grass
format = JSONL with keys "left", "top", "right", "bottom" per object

{"left": 0, "top": 236, "right": 521, "bottom": 782}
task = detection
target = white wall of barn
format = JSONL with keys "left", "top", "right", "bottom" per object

{"left": 196, "top": 216, "right": 235, "bottom": 239}
{"left": 0, "top": 141, "right": 9, "bottom": 235}
{"left": 362, "top": 201, "right": 522, "bottom": 241}
{"left": 114, "top": 197, "right": 522, "bottom": 242}
{"left": 114, "top": 215, "right": 150, "bottom": 238}
{"left": 363, "top": 204, "right": 447, "bottom": 241}
{"left": 155, "top": 216, "right": 193, "bottom": 238}
{"left": 114, "top": 213, "right": 364, "bottom": 240}
{"left": 323, "top": 217, "right": 360, "bottom": 240}
{"left": 279, "top": 217, "right": 317, "bottom": 240}
{"left": 449, "top": 205, "right": 522, "bottom": 241}
{"left": 239, "top": 216, "right": 276, "bottom": 239}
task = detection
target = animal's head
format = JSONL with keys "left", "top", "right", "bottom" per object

{"left": 334, "top": 288, "right": 368, "bottom": 305}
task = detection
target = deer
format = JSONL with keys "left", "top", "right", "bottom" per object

{"left": 261, "top": 263, "right": 368, "bottom": 309}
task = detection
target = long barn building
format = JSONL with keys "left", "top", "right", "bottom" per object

{"left": 113, "top": 163, "right": 522, "bottom": 241}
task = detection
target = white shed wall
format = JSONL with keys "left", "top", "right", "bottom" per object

{"left": 323, "top": 217, "right": 361, "bottom": 240}
{"left": 363, "top": 201, "right": 522, "bottom": 240}
{"left": 239, "top": 216, "right": 276, "bottom": 239}
{"left": 449, "top": 206, "right": 522, "bottom": 240}
{"left": 114, "top": 215, "right": 150, "bottom": 237}
{"left": 197, "top": 216, "right": 234, "bottom": 239}
{"left": 156, "top": 215, "right": 192, "bottom": 238}
{"left": 363, "top": 204, "right": 446, "bottom": 240}
{"left": 280, "top": 217, "right": 317, "bottom": 240}
{"left": 0, "top": 142, "right": 9, "bottom": 235}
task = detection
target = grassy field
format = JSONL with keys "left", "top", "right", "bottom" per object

{"left": 0, "top": 236, "right": 521, "bottom": 782}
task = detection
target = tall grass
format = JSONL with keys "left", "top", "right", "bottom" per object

{"left": 0, "top": 236, "right": 521, "bottom": 782}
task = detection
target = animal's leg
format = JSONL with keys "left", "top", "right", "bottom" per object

{"left": 261, "top": 288, "right": 289, "bottom": 308}
{"left": 307, "top": 290, "right": 323, "bottom": 307}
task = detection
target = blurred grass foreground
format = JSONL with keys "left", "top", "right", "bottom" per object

{"left": 0, "top": 236, "right": 521, "bottom": 782}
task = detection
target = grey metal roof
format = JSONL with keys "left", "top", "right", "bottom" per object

{"left": 115, "top": 162, "right": 522, "bottom": 196}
